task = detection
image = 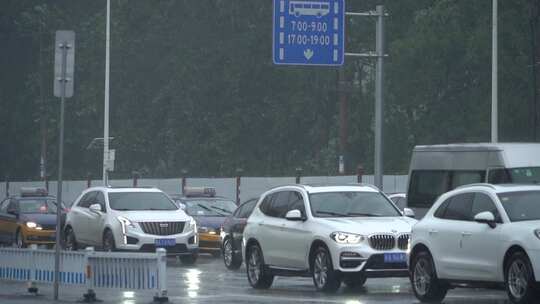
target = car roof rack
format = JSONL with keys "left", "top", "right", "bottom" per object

{"left": 455, "top": 183, "right": 497, "bottom": 190}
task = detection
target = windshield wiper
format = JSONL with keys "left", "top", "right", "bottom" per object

{"left": 210, "top": 206, "right": 232, "bottom": 214}
{"left": 316, "top": 211, "right": 347, "bottom": 217}
{"left": 196, "top": 204, "right": 212, "bottom": 211}
{"left": 346, "top": 212, "right": 383, "bottom": 217}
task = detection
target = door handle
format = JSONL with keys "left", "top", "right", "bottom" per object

{"left": 461, "top": 232, "right": 472, "bottom": 237}
{"left": 428, "top": 229, "right": 438, "bottom": 235}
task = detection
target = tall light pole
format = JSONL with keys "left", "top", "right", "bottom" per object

{"left": 103, "top": 0, "right": 111, "bottom": 184}
{"left": 491, "top": 0, "right": 498, "bottom": 143}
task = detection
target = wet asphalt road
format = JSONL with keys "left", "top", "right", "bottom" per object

{"left": 0, "top": 254, "right": 512, "bottom": 303}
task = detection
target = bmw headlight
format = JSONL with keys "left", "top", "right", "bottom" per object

{"left": 330, "top": 232, "right": 365, "bottom": 244}
{"left": 534, "top": 229, "right": 540, "bottom": 240}
{"left": 26, "top": 222, "right": 43, "bottom": 230}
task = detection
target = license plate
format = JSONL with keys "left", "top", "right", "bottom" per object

{"left": 384, "top": 252, "right": 406, "bottom": 263}
{"left": 155, "top": 239, "right": 176, "bottom": 247}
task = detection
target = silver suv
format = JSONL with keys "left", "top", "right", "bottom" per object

{"left": 64, "top": 187, "right": 198, "bottom": 264}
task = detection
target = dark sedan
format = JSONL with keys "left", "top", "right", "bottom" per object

{"left": 220, "top": 197, "right": 258, "bottom": 270}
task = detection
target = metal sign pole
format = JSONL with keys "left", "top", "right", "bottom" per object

{"left": 491, "top": 0, "right": 498, "bottom": 143}
{"left": 345, "top": 6, "right": 387, "bottom": 190}
{"left": 103, "top": 0, "right": 111, "bottom": 185}
{"left": 54, "top": 40, "right": 68, "bottom": 301}
{"left": 53, "top": 29, "right": 75, "bottom": 302}
{"left": 374, "top": 5, "right": 385, "bottom": 190}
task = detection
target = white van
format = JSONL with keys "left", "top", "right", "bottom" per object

{"left": 405, "top": 143, "right": 540, "bottom": 213}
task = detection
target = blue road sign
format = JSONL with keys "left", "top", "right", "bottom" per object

{"left": 273, "top": 0, "right": 345, "bottom": 66}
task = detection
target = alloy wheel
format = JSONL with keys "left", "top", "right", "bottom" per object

{"left": 223, "top": 239, "right": 233, "bottom": 267}
{"left": 247, "top": 248, "right": 261, "bottom": 283}
{"left": 508, "top": 259, "right": 528, "bottom": 299}
{"left": 313, "top": 251, "right": 328, "bottom": 288}
{"left": 413, "top": 257, "right": 431, "bottom": 296}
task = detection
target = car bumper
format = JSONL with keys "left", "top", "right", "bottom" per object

{"left": 329, "top": 245, "right": 408, "bottom": 277}
{"left": 198, "top": 233, "right": 221, "bottom": 253}
{"left": 115, "top": 229, "right": 198, "bottom": 256}
{"left": 23, "top": 228, "right": 56, "bottom": 245}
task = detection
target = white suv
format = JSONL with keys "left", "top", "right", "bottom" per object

{"left": 409, "top": 184, "right": 540, "bottom": 304}
{"left": 242, "top": 184, "right": 417, "bottom": 292}
{"left": 64, "top": 187, "right": 198, "bottom": 264}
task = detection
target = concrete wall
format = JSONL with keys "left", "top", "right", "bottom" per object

{"left": 1, "top": 175, "right": 408, "bottom": 205}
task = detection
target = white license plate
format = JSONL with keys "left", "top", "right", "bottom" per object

{"left": 155, "top": 239, "right": 176, "bottom": 247}
{"left": 384, "top": 252, "right": 406, "bottom": 263}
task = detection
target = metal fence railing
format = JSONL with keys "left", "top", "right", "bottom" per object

{"left": 0, "top": 245, "right": 168, "bottom": 302}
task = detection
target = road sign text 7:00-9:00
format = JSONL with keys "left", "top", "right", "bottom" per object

{"left": 288, "top": 21, "right": 330, "bottom": 46}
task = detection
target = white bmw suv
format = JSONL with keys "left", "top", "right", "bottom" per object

{"left": 64, "top": 187, "right": 198, "bottom": 264}
{"left": 409, "top": 184, "right": 540, "bottom": 304}
{"left": 243, "top": 184, "right": 417, "bottom": 292}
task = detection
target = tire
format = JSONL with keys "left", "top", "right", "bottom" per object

{"left": 64, "top": 227, "right": 78, "bottom": 251}
{"left": 410, "top": 251, "right": 448, "bottom": 303}
{"left": 344, "top": 273, "right": 367, "bottom": 289}
{"left": 180, "top": 253, "right": 198, "bottom": 265}
{"left": 14, "top": 229, "right": 26, "bottom": 248}
{"left": 223, "top": 237, "right": 242, "bottom": 270}
{"left": 505, "top": 251, "right": 539, "bottom": 304}
{"left": 312, "top": 246, "right": 341, "bottom": 292}
{"left": 102, "top": 229, "right": 116, "bottom": 252}
{"left": 246, "top": 243, "right": 274, "bottom": 289}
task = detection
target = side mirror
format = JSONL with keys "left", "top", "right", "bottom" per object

{"left": 285, "top": 209, "right": 304, "bottom": 221}
{"left": 178, "top": 203, "right": 186, "bottom": 211}
{"left": 89, "top": 203, "right": 102, "bottom": 213}
{"left": 403, "top": 208, "right": 415, "bottom": 218}
{"left": 474, "top": 211, "right": 496, "bottom": 228}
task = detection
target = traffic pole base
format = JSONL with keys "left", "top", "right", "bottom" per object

{"left": 153, "top": 296, "right": 169, "bottom": 303}
{"left": 81, "top": 289, "right": 101, "bottom": 303}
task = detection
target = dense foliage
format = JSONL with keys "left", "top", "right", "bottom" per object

{"left": 1, "top": 0, "right": 539, "bottom": 180}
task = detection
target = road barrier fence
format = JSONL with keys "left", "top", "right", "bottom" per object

{"left": 0, "top": 245, "right": 168, "bottom": 302}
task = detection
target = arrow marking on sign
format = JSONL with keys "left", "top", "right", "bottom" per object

{"left": 304, "top": 49, "right": 314, "bottom": 60}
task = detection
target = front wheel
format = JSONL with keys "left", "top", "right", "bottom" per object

{"left": 180, "top": 253, "right": 198, "bottom": 265}
{"left": 223, "top": 237, "right": 242, "bottom": 270}
{"left": 64, "top": 228, "right": 78, "bottom": 251}
{"left": 14, "top": 229, "right": 26, "bottom": 248}
{"left": 312, "top": 246, "right": 341, "bottom": 292}
{"left": 410, "top": 251, "right": 448, "bottom": 303}
{"left": 102, "top": 230, "right": 116, "bottom": 251}
{"left": 246, "top": 244, "right": 274, "bottom": 289}
{"left": 505, "top": 251, "right": 538, "bottom": 304}
{"left": 344, "top": 273, "right": 367, "bottom": 289}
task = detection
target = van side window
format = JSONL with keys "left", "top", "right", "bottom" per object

{"left": 408, "top": 171, "right": 450, "bottom": 207}
{"left": 451, "top": 171, "right": 485, "bottom": 189}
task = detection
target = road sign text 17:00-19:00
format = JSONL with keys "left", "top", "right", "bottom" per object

{"left": 273, "top": 0, "right": 345, "bottom": 66}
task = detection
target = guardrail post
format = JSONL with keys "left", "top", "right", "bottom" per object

{"left": 87, "top": 172, "right": 92, "bottom": 188}
{"left": 133, "top": 171, "right": 139, "bottom": 187}
{"left": 5, "top": 176, "right": 9, "bottom": 198}
{"left": 27, "top": 244, "right": 38, "bottom": 294}
{"left": 181, "top": 169, "right": 188, "bottom": 195}
{"left": 295, "top": 167, "right": 302, "bottom": 184}
{"left": 153, "top": 248, "right": 168, "bottom": 303}
{"left": 357, "top": 165, "right": 364, "bottom": 183}
{"left": 82, "top": 247, "right": 97, "bottom": 302}
{"left": 235, "top": 168, "right": 243, "bottom": 205}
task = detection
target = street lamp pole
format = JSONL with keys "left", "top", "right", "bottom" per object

{"left": 103, "top": 0, "right": 111, "bottom": 185}
{"left": 491, "top": 0, "right": 498, "bottom": 143}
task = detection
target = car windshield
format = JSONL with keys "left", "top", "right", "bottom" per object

{"left": 309, "top": 191, "right": 401, "bottom": 218}
{"left": 19, "top": 199, "right": 60, "bottom": 214}
{"left": 108, "top": 192, "right": 178, "bottom": 211}
{"left": 489, "top": 167, "right": 540, "bottom": 184}
{"left": 498, "top": 191, "right": 540, "bottom": 222}
{"left": 184, "top": 199, "right": 237, "bottom": 217}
